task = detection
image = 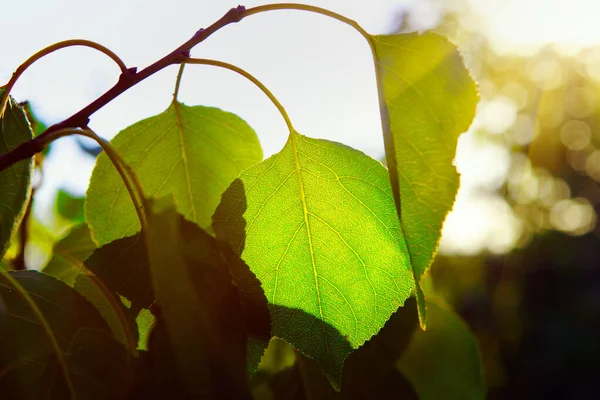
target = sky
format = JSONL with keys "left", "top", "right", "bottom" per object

{"left": 2, "top": 0, "right": 416, "bottom": 196}
{"left": 3, "top": 0, "right": 600, "bottom": 256}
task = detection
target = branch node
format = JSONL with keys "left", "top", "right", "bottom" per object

{"left": 118, "top": 67, "right": 138, "bottom": 85}
{"left": 231, "top": 5, "right": 247, "bottom": 22}
{"left": 173, "top": 51, "right": 191, "bottom": 64}
{"left": 193, "top": 28, "right": 205, "bottom": 38}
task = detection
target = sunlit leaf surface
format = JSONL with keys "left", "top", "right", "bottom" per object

{"left": 213, "top": 131, "right": 414, "bottom": 387}
{"left": 371, "top": 32, "right": 478, "bottom": 326}
{"left": 86, "top": 102, "right": 263, "bottom": 245}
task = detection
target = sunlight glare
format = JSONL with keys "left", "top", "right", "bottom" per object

{"left": 466, "top": 0, "right": 600, "bottom": 54}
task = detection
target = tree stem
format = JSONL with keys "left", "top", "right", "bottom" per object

{"left": 0, "top": 3, "right": 371, "bottom": 173}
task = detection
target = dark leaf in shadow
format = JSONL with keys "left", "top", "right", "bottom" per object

{"left": 85, "top": 233, "right": 153, "bottom": 312}
{"left": 0, "top": 271, "right": 134, "bottom": 398}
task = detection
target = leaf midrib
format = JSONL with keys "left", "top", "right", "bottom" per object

{"left": 173, "top": 102, "right": 197, "bottom": 221}
{"left": 289, "top": 133, "right": 326, "bottom": 334}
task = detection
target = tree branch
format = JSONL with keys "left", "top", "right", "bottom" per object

{"left": 0, "top": 5, "right": 247, "bottom": 172}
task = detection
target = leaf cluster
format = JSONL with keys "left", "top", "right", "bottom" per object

{"left": 0, "top": 4, "right": 483, "bottom": 399}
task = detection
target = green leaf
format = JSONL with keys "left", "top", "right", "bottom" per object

{"left": 0, "top": 88, "right": 34, "bottom": 259}
{"left": 135, "top": 308, "right": 155, "bottom": 351}
{"left": 84, "top": 233, "right": 153, "bottom": 311}
{"left": 397, "top": 300, "right": 485, "bottom": 399}
{"left": 213, "top": 131, "right": 415, "bottom": 388}
{"left": 18, "top": 100, "right": 47, "bottom": 137}
{"left": 84, "top": 210, "right": 270, "bottom": 340}
{"left": 55, "top": 189, "right": 86, "bottom": 223}
{"left": 371, "top": 32, "right": 478, "bottom": 326}
{"left": 294, "top": 298, "right": 419, "bottom": 399}
{"left": 256, "top": 337, "right": 296, "bottom": 376}
{"left": 41, "top": 224, "right": 138, "bottom": 353}
{"left": 43, "top": 223, "right": 96, "bottom": 286}
{"left": 145, "top": 196, "right": 253, "bottom": 397}
{"left": 0, "top": 270, "right": 112, "bottom": 398}
{"left": 86, "top": 102, "right": 263, "bottom": 246}
{"left": 73, "top": 274, "right": 139, "bottom": 353}
{"left": 65, "top": 328, "right": 134, "bottom": 400}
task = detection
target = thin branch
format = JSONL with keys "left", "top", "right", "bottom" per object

{"left": 0, "top": 4, "right": 367, "bottom": 174}
{"left": 0, "top": 5, "right": 246, "bottom": 173}
{"left": 78, "top": 128, "right": 149, "bottom": 233}
{"left": 0, "top": 39, "right": 128, "bottom": 119}
{"left": 185, "top": 58, "right": 295, "bottom": 134}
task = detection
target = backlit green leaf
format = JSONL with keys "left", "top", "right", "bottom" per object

{"left": 213, "top": 131, "right": 415, "bottom": 388}
{"left": 43, "top": 223, "right": 96, "bottom": 286}
{"left": 55, "top": 189, "right": 86, "bottom": 223}
{"left": 86, "top": 102, "right": 263, "bottom": 246}
{"left": 397, "top": 300, "right": 485, "bottom": 399}
{"left": 136, "top": 308, "right": 155, "bottom": 351}
{"left": 0, "top": 88, "right": 33, "bottom": 259}
{"left": 371, "top": 32, "right": 478, "bottom": 326}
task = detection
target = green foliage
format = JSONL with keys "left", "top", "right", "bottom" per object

{"left": 371, "top": 32, "right": 479, "bottom": 327}
{"left": 0, "top": 89, "right": 33, "bottom": 259}
{"left": 213, "top": 131, "right": 415, "bottom": 387}
{"left": 43, "top": 223, "right": 96, "bottom": 285}
{"left": 55, "top": 189, "right": 86, "bottom": 223}
{"left": 86, "top": 102, "right": 263, "bottom": 246}
{"left": 397, "top": 300, "right": 485, "bottom": 399}
{"left": 0, "top": 270, "right": 124, "bottom": 398}
{"left": 0, "top": 5, "right": 482, "bottom": 399}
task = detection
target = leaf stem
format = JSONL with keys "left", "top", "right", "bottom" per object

{"left": 77, "top": 129, "right": 149, "bottom": 235}
{"left": 0, "top": 3, "right": 373, "bottom": 173}
{"left": 0, "top": 271, "right": 77, "bottom": 398}
{"left": 0, "top": 39, "right": 128, "bottom": 119}
{"left": 185, "top": 58, "right": 295, "bottom": 134}
{"left": 0, "top": 6, "right": 247, "bottom": 173}
{"left": 36, "top": 128, "right": 149, "bottom": 234}
{"left": 172, "top": 64, "right": 186, "bottom": 104}
{"left": 244, "top": 3, "right": 371, "bottom": 40}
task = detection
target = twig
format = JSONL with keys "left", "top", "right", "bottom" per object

{"left": 0, "top": 3, "right": 367, "bottom": 173}
{"left": 0, "top": 5, "right": 247, "bottom": 172}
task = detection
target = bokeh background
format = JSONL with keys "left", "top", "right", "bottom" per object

{"left": 2, "top": 0, "right": 600, "bottom": 398}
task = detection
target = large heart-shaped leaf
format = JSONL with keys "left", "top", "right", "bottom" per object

{"left": 213, "top": 131, "right": 415, "bottom": 388}
{"left": 86, "top": 102, "right": 263, "bottom": 246}
{"left": 371, "top": 32, "right": 478, "bottom": 326}
{"left": 0, "top": 88, "right": 34, "bottom": 258}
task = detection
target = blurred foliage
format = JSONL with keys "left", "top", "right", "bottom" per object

{"left": 394, "top": 2, "right": 600, "bottom": 398}
{"left": 55, "top": 189, "right": 86, "bottom": 223}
